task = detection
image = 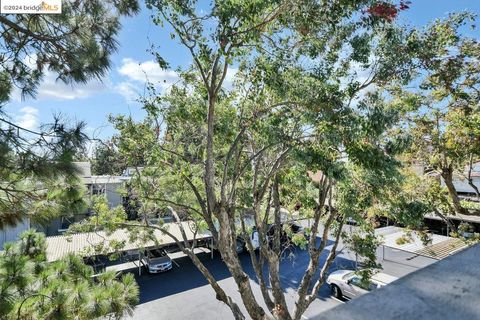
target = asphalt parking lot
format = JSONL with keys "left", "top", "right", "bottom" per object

{"left": 125, "top": 236, "right": 357, "bottom": 320}
{"left": 125, "top": 225, "right": 429, "bottom": 320}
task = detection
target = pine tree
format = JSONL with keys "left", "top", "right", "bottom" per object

{"left": 0, "top": 230, "right": 139, "bottom": 319}
{"left": 0, "top": 0, "right": 139, "bottom": 102}
{"left": 0, "top": 0, "right": 140, "bottom": 228}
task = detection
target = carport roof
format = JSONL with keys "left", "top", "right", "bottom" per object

{"left": 375, "top": 226, "right": 467, "bottom": 260}
{"left": 45, "top": 221, "right": 211, "bottom": 262}
{"left": 424, "top": 211, "right": 480, "bottom": 224}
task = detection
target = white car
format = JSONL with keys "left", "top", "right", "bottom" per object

{"left": 326, "top": 270, "right": 397, "bottom": 299}
{"left": 207, "top": 238, "right": 246, "bottom": 253}
{"left": 142, "top": 249, "right": 173, "bottom": 273}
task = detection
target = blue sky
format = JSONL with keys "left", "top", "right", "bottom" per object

{"left": 4, "top": 1, "right": 480, "bottom": 149}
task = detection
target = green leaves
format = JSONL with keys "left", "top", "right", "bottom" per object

{"left": 398, "top": 13, "right": 480, "bottom": 215}
{"left": 0, "top": 0, "right": 139, "bottom": 101}
{"left": 0, "top": 230, "right": 139, "bottom": 319}
{"left": 0, "top": 103, "right": 92, "bottom": 229}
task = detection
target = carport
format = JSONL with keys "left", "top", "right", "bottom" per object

{"left": 45, "top": 221, "right": 212, "bottom": 274}
{"left": 375, "top": 226, "right": 467, "bottom": 268}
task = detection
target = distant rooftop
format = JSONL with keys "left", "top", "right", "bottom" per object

{"left": 73, "top": 162, "right": 129, "bottom": 185}
{"left": 425, "top": 211, "right": 480, "bottom": 225}
{"left": 316, "top": 243, "right": 480, "bottom": 320}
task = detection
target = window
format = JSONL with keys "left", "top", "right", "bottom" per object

{"left": 350, "top": 277, "right": 376, "bottom": 291}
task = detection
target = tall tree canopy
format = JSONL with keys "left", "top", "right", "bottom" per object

{"left": 1, "top": 4, "right": 141, "bottom": 318}
{"left": 74, "top": 1, "right": 427, "bottom": 320}
{"left": 0, "top": 0, "right": 140, "bottom": 228}
{"left": 395, "top": 13, "right": 480, "bottom": 217}
{"left": 0, "top": 115, "right": 88, "bottom": 228}
{"left": 91, "top": 139, "right": 126, "bottom": 176}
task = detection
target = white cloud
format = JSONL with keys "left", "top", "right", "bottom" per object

{"left": 114, "top": 81, "right": 143, "bottom": 102}
{"left": 114, "top": 58, "right": 238, "bottom": 103}
{"left": 118, "top": 58, "right": 179, "bottom": 88}
{"left": 36, "top": 71, "right": 108, "bottom": 100}
{"left": 16, "top": 106, "right": 39, "bottom": 130}
{"left": 114, "top": 58, "right": 181, "bottom": 103}
{"left": 14, "top": 54, "right": 108, "bottom": 101}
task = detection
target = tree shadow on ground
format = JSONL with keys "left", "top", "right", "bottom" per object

{"left": 131, "top": 237, "right": 355, "bottom": 304}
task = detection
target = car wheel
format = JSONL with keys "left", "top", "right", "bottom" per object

{"left": 331, "top": 284, "right": 342, "bottom": 299}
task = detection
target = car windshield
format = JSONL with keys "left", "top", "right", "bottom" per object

{"left": 149, "top": 256, "right": 170, "bottom": 265}
{"left": 350, "top": 276, "right": 378, "bottom": 291}
{"left": 148, "top": 249, "right": 166, "bottom": 258}
{"left": 342, "top": 272, "right": 356, "bottom": 280}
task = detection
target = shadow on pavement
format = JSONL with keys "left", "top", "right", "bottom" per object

{"left": 133, "top": 237, "right": 356, "bottom": 305}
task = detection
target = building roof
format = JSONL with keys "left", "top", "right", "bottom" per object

{"left": 45, "top": 221, "right": 211, "bottom": 262}
{"left": 316, "top": 244, "right": 480, "bottom": 320}
{"left": 424, "top": 212, "right": 480, "bottom": 225}
{"left": 91, "top": 175, "right": 130, "bottom": 184}
{"left": 375, "top": 226, "right": 467, "bottom": 260}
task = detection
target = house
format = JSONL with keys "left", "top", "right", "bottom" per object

{"left": 45, "top": 162, "right": 131, "bottom": 235}
{"left": 422, "top": 161, "right": 480, "bottom": 199}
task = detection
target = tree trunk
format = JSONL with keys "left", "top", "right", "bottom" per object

{"left": 293, "top": 178, "right": 335, "bottom": 319}
{"left": 433, "top": 208, "right": 457, "bottom": 234}
{"left": 268, "top": 176, "right": 292, "bottom": 320}
{"left": 241, "top": 217, "right": 275, "bottom": 311}
{"left": 204, "top": 72, "right": 268, "bottom": 320}
{"left": 205, "top": 95, "right": 217, "bottom": 216}
{"left": 467, "top": 154, "right": 480, "bottom": 199}
{"left": 218, "top": 209, "right": 269, "bottom": 320}
{"left": 441, "top": 167, "right": 468, "bottom": 215}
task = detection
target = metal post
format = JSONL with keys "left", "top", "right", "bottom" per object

{"left": 383, "top": 245, "right": 385, "bottom": 261}
{"left": 211, "top": 238, "right": 214, "bottom": 259}
{"left": 138, "top": 251, "right": 142, "bottom": 276}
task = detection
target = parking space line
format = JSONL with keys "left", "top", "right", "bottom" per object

{"left": 331, "top": 297, "right": 345, "bottom": 303}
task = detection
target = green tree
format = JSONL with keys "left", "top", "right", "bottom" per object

{"left": 0, "top": 116, "right": 88, "bottom": 228}
{"left": 397, "top": 13, "right": 480, "bottom": 216}
{"left": 0, "top": 0, "right": 139, "bottom": 102}
{"left": 0, "top": 0, "right": 140, "bottom": 228}
{"left": 91, "top": 139, "right": 126, "bottom": 175}
{"left": 75, "top": 1, "right": 418, "bottom": 319}
{"left": 0, "top": 230, "right": 138, "bottom": 319}
{"left": 0, "top": 3, "right": 141, "bottom": 316}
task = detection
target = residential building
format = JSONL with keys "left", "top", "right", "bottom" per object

{"left": 0, "top": 162, "right": 130, "bottom": 249}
